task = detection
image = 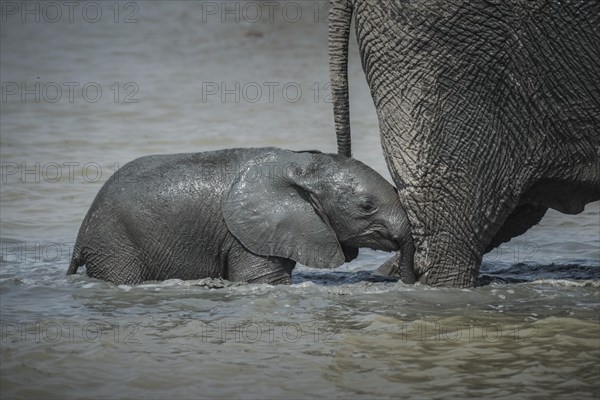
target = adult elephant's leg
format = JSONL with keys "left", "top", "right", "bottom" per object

{"left": 227, "top": 250, "right": 295, "bottom": 284}
{"left": 380, "top": 125, "right": 524, "bottom": 287}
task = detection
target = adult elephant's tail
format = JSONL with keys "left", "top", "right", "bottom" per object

{"left": 328, "top": 0, "right": 353, "bottom": 157}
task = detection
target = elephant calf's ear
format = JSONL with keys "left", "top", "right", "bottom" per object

{"left": 222, "top": 151, "right": 346, "bottom": 268}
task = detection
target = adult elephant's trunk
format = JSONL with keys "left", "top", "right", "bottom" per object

{"left": 328, "top": 0, "right": 353, "bottom": 157}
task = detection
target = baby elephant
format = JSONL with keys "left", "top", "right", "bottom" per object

{"left": 67, "top": 148, "right": 415, "bottom": 284}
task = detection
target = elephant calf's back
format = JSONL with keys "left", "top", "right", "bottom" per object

{"left": 71, "top": 150, "right": 267, "bottom": 283}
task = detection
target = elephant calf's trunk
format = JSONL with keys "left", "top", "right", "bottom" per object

{"left": 376, "top": 240, "right": 416, "bottom": 284}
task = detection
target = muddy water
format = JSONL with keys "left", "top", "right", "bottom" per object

{"left": 1, "top": 2, "right": 598, "bottom": 399}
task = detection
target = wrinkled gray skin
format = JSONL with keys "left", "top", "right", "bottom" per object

{"left": 329, "top": 0, "right": 600, "bottom": 287}
{"left": 67, "top": 148, "right": 415, "bottom": 285}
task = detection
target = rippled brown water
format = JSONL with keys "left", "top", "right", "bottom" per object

{"left": 1, "top": 2, "right": 599, "bottom": 399}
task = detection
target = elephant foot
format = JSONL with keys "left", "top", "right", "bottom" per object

{"left": 375, "top": 250, "right": 416, "bottom": 284}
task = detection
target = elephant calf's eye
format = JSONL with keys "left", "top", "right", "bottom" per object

{"left": 359, "top": 198, "right": 376, "bottom": 213}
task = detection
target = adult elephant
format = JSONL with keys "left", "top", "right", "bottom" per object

{"left": 329, "top": 0, "right": 600, "bottom": 287}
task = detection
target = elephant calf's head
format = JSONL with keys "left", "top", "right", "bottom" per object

{"left": 222, "top": 150, "right": 414, "bottom": 276}
{"left": 311, "top": 155, "right": 410, "bottom": 254}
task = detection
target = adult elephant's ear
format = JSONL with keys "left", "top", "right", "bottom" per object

{"left": 222, "top": 150, "right": 346, "bottom": 268}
